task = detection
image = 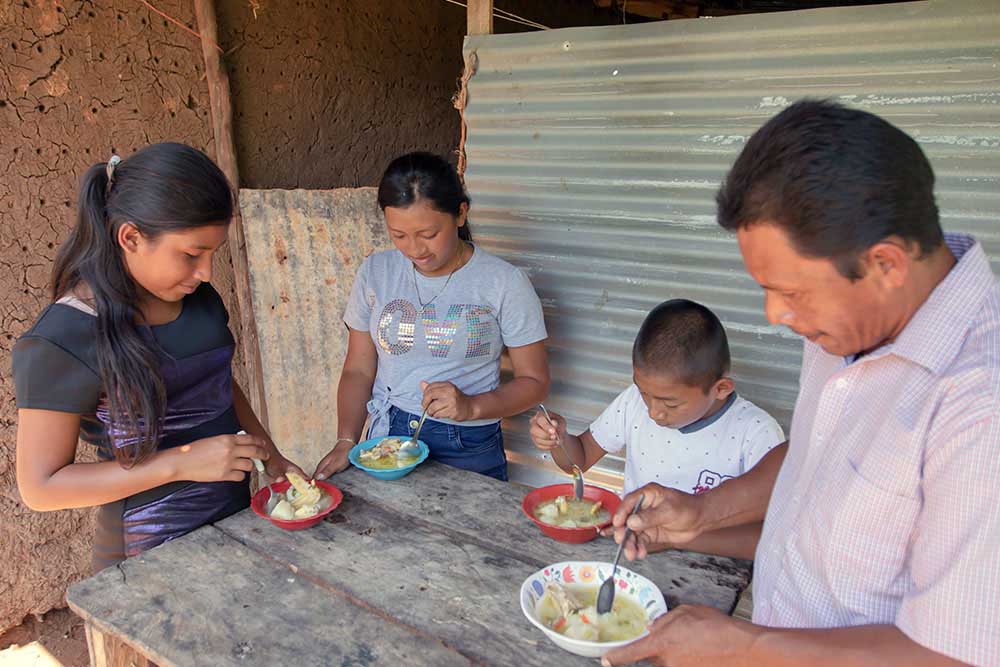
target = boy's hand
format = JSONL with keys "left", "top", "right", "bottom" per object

{"left": 530, "top": 409, "right": 567, "bottom": 450}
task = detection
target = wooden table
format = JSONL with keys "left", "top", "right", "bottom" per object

{"left": 67, "top": 462, "right": 752, "bottom": 666}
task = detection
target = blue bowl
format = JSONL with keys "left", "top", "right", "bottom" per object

{"left": 349, "top": 436, "right": 430, "bottom": 480}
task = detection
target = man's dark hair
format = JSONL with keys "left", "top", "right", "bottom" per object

{"left": 632, "top": 299, "right": 730, "bottom": 391}
{"left": 716, "top": 99, "right": 943, "bottom": 279}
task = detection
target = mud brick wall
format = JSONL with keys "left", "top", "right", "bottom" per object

{"left": 0, "top": 0, "right": 228, "bottom": 631}
{"left": 218, "top": 0, "right": 622, "bottom": 188}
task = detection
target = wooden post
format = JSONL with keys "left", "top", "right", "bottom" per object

{"left": 193, "top": 0, "right": 269, "bottom": 427}
{"left": 467, "top": 0, "right": 493, "bottom": 35}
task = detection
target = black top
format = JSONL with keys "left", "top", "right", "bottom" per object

{"left": 13, "top": 283, "right": 249, "bottom": 569}
{"left": 14, "top": 283, "right": 238, "bottom": 455}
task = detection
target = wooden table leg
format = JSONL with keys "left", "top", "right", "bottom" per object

{"left": 84, "top": 622, "right": 155, "bottom": 667}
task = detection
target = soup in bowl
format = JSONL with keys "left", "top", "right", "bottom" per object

{"left": 522, "top": 484, "right": 621, "bottom": 543}
{"left": 520, "top": 560, "right": 667, "bottom": 659}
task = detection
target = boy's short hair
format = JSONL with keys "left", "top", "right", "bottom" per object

{"left": 632, "top": 299, "right": 731, "bottom": 391}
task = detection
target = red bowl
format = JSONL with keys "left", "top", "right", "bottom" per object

{"left": 251, "top": 479, "right": 344, "bottom": 530}
{"left": 521, "top": 483, "right": 622, "bottom": 544}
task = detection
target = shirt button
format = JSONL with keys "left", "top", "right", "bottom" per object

{"left": 409, "top": 419, "right": 420, "bottom": 429}
{"left": 836, "top": 378, "right": 848, "bottom": 389}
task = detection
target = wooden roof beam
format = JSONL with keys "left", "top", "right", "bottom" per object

{"left": 468, "top": 0, "right": 494, "bottom": 35}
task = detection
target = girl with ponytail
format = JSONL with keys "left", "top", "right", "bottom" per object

{"left": 13, "top": 143, "right": 302, "bottom": 570}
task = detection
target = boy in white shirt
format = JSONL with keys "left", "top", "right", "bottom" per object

{"left": 531, "top": 299, "right": 784, "bottom": 556}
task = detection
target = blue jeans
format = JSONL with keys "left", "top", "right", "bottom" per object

{"left": 388, "top": 407, "right": 508, "bottom": 481}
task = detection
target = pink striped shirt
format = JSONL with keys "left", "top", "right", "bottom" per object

{"left": 754, "top": 234, "right": 1000, "bottom": 666}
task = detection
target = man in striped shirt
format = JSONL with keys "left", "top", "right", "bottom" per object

{"left": 604, "top": 100, "right": 999, "bottom": 667}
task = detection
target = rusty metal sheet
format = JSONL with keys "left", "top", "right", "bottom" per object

{"left": 240, "top": 188, "right": 391, "bottom": 470}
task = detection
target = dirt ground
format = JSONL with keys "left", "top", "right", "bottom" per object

{"left": 0, "top": 608, "right": 87, "bottom": 667}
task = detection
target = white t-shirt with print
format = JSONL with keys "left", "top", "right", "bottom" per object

{"left": 590, "top": 384, "right": 785, "bottom": 494}
{"left": 344, "top": 245, "right": 547, "bottom": 432}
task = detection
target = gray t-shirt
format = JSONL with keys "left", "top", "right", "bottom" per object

{"left": 344, "top": 245, "right": 547, "bottom": 433}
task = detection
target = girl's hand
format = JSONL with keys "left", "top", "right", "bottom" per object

{"left": 421, "top": 381, "right": 475, "bottom": 421}
{"left": 529, "top": 409, "right": 566, "bottom": 451}
{"left": 264, "top": 454, "right": 306, "bottom": 484}
{"left": 172, "top": 433, "right": 269, "bottom": 483}
{"left": 313, "top": 441, "right": 354, "bottom": 480}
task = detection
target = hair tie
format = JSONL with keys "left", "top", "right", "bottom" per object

{"left": 106, "top": 155, "right": 122, "bottom": 184}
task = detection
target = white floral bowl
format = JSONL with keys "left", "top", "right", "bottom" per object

{"left": 520, "top": 560, "right": 668, "bottom": 659}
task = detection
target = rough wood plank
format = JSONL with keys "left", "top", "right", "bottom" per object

{"left": 68, "top": 527, "right": 471, "bottom": 667}
{"left": 317, "top": 463, "right": 752, "bottom": 611}
{"left": 468, "top": 0, "right": 493, "bottom": 35}
{"left": 239, "top": 188, "right": 392, "bottom": 468}
{"left": 85, "top": 622, "right": 153, "bottom": 667}
{"left": 68, "top": 465, "right": 750, "bottom": 666}
{"left": 219, "top": 497, "right": 599, "bottom": 665}
{"left": 733, "top": 582, "right": 754, "bottom": 621}
{"left": 194, "top": 0, "right": 270, "bottom": 427}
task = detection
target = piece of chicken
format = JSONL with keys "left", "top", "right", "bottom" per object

{"left": 544, "top": 582, "right": 584, "bottom": 619}
{"left": 286, "top": 471, "right": 321, "bottom": 509}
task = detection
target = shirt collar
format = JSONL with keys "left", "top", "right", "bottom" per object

{"left": 858, "top": 233, "right": 996, "bottom": 375}
{"left": 678, "top": 391, "right": 737, "bottom": 434}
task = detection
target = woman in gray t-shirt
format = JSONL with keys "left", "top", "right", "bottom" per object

{"left": 313, "top": 153, "right": 550, "bottom": 481}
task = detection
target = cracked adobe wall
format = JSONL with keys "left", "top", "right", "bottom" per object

{"left": 218, "top": 0, "right": 623, "bottom": 188}
{"left": 0, "top": 0, "right": 236, "bottom": 631}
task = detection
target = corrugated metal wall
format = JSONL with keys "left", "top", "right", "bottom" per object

{"left": 461, "top": 0, "right": 1000, "bottom": 489}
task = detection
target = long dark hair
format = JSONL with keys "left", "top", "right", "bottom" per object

{"left": 51, "top": 142, "right": 233, "bottom": 466}
{"left": 377, "top": 152, "right": 473, "bottom": 242}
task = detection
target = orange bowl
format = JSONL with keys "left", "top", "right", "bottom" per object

{"left": 251, "top": 479, "right": 343, "bottom": 530}
{"left": 521, "top": 483, "right": 621, "bottom": 544}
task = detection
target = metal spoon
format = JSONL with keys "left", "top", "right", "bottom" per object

{"left": 240, "top": 430, "right": 280, "bottom": 515}
{"left": 538, "top": 404, "right": 584, "bottom": 501}
{"left": 397, "top": 408, "right": 427, "bottom": 457}
{"left": 252, "top": 457, "right": 281, "bottom": 515}
{"left": 596, "top": 494, "right": 645, "bottom": 615}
